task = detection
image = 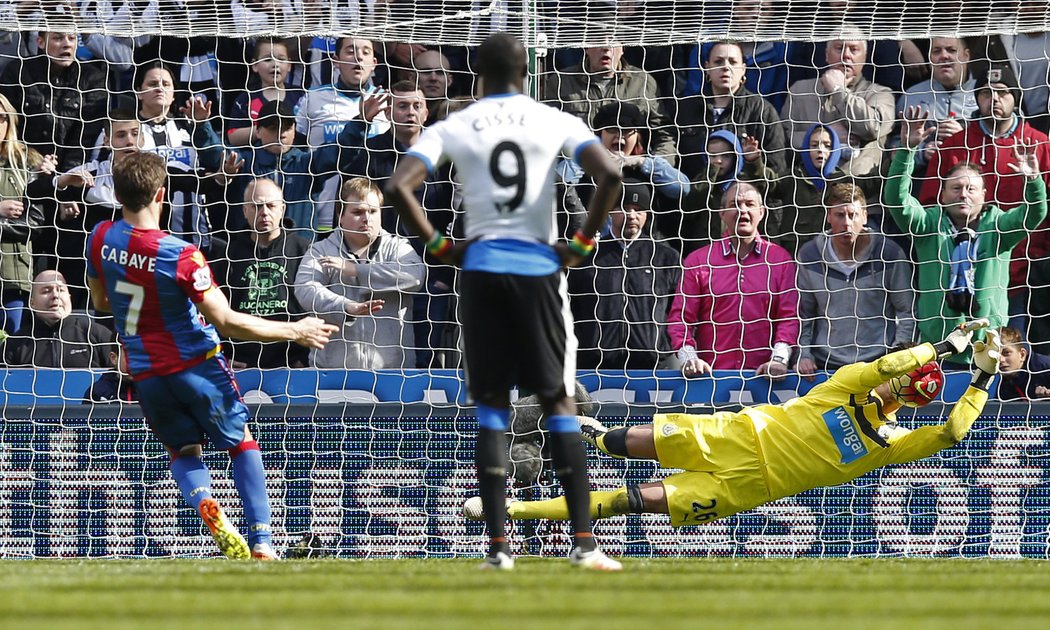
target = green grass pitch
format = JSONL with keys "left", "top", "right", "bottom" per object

{"left": 2, "top": 558, "right": 1049, "bottom": 629}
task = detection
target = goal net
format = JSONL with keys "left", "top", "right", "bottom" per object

{"left": 1, "top": 0, "right": 1049, "bottom": 558}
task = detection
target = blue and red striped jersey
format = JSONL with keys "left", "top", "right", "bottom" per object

{"left": 87, "top": 220, "right": 222, "bottom": 379}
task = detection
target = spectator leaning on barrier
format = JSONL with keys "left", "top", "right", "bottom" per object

{"left": 568, "top": 179, "right": 682, "bottom": 370}
{"left": 886, "top": 106, "right": 1048, "bottom": 367}
{"left": 893, "top": 36, "right": 977, "bottom": 168}
{"left": 340, "top": 82, "right": 456, "bottom": 367}
{"left": 542, "top": 35, "right": 677, "bottom": 163}
{"left": 675, "top": 40, "right": 789, "bottom": 178}
{"left": 796, "top": 183, "right": 915, "bottom": 377}
{"left": 4, "top": 270, "right": 113, "bottom": 368}
{"left": 212, "top": 178, "right": 312, "bottom": 369}
{"left": 996, "top": 326, "right": 1050, "bottom": 401}
{"left": 668, "top": 180, "right": 799, "bottom": 379}
{"left": 0, "top": 31, "right": 110, "bottom": 172}
{"left": 781, "top": 30, "right": 895, "bottom": 178}
{"left": 294, "top": 177, "right": 423, "bottom": 369}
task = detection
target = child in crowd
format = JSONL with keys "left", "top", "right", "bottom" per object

{"left": 996, "top": 327, "right": 1050, "bottom": 401}
{"left": 225, "top": 38, "right": 304, "bottom": 146}
{"left": 191, "top": 99, "right": 356, "bottom": 233}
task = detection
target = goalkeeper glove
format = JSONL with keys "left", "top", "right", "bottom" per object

{"left": 971, "top": 328, "right": 1002, "bottom": 391}
{"left": 933, "top": 318, "right": 990, "bottom": 358}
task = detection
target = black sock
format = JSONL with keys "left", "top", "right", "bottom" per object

{"left": 476, "top": 427, "right": 510, "bottom": 555}
{"left": 548, "top": 431, "right": 597, "bottom": 552}
{"left": 602, "top": 427, "right": 631, "bottom": 457}
{"left": 627, "top": 484, "right": 645, "bottom": 514}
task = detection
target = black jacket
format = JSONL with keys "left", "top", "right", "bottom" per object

{"left": 568, "top": 236, "right": 681, "bottom": 370}
{"left": 4, "top": 313, "right": 113, "bottom": 368}
{"left": 83, "top": 371, "right": 138, "bottom": 404}
{"left": 0, "top": 56, "right": 110, "bottom": 172}
{"left": 212, "top": 231, "right": 312, "bottom": 368}
{"left": 674, "top": 85, "right": 789, "bottom": 178}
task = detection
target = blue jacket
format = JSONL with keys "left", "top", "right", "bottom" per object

{"left": 193, "top": 122, "right": 354, "bottom": 231}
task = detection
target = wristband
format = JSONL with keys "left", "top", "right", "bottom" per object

{"left": 568, "top": 230, "right": 595, "bottom": 257}
{"left": 971, "top": 370, "right": 995, "bottom": 392}
{"left": 933, "top": 340, "right": 956, "bottom": 358}
{"left": 426, "top": 232, "right": 452, "bottom": 258}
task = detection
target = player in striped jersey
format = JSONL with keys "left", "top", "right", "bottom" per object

{"left": 388, "top": 32, "right": 624, "bottom": 571}
{"left": 86, "top": 151, "right": 337, "bottom": 560}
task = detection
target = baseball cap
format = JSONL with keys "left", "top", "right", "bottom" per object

{"left": 257, "top": 100, "right": 296, "bottom": 129}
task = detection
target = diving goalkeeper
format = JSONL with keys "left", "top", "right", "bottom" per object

{"left": 464, "top": 320, "right": 998, "bottom": 527}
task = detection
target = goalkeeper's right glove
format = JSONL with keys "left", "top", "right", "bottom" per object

{"left": 971, "top": 328, "right": 1002, "bottom": 391}
{"left": 933, "top": 318, "right": 990, "bottom": 358}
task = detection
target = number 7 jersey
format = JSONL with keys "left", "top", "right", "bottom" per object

{"left": 87, "top": 219, "right": 222, "bottom": 379}
{"left": 407, "top": 93, "right": 598, "bottom": 244}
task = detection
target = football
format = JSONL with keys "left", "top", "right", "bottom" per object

{"left": 889, "top": 361, "right": 945, "bottom": 407}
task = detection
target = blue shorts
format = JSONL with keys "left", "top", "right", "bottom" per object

{"left": 136, "top": 355, "right": 250, "bottom": 450}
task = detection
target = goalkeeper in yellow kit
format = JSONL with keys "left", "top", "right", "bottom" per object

{"left": 464, "top": 320, "right": 999, "bottom": 527}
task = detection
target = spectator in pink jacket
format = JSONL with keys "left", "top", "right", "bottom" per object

{"left": 667, "top": 180, "right": 799, "bottom": 379}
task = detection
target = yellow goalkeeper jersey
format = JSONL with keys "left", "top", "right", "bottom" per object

{"left": 743, "top": 343, "right": 987, "bottom": 502}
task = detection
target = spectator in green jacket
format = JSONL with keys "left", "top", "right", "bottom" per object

{"left": 885, "top": 106, "right": 1047, "bottom": 366}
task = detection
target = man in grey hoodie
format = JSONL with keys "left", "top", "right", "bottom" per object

{"left": 796, "top": 182, "right": 915, "bottom": 377}
{"left": 294, "top": 177, "right": 423, "bottom": 369}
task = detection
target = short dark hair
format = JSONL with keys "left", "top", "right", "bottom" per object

{"left": 113, "top": 151, "right": 167, "bottom": 212}
{"left": 133, "top": 61, "right": 178, "bottom": 92}
{"left": 334, "top": 36, "right": 372, "bottom": 58}
{"left": 704, "top": 40, "right": 744, "bottom": 64}
{"left": 253, "top": 37, "right": 289, "bottom": 60}
{"left": 475, "top": 32, "right": 527, "bottom": 83}
{"left": 390, "top": 79, "right": 422, "bottom": 95}
{"left": 105, "top": 108, "right": 138, "bottom": 136}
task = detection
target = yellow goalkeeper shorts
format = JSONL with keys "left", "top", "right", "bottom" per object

{"left": 652, "top": 412, "right": 771, "bottom": 527}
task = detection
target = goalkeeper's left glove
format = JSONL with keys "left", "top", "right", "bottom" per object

{"left": 934, "top": 318, "right": 990, "bottom": 358}
{"left": 971, "top": 328, "right": 1002, "bottom": 391}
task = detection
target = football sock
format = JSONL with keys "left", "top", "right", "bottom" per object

{"left": 476, "top": 426, "right": 510, "bottom": 553}
{"left": 598, "top": 428, "right": 631, "bottom": 457}
{"left": 229, "top": 440, "right": 272, "bottom": 546}
{"left": 547, "top": 421, "right": 595, "bottom": 547}
{"left": 508, "top": 489, "right": 629, "bottom": 521}
{"left": 170, "top": 454, "right": 212, "bottom": 511}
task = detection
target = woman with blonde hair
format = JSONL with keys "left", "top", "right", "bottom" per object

{"left": 0, "top": 93, "right": 57, "bottom": 334}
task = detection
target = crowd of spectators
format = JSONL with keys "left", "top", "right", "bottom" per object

{"left": 1, "top": 9, "right": 1050, "bottom": 401}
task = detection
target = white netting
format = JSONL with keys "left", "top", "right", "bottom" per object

{"left": 1, "top": 1, "right": 1048, "bottom": 41}
{"left": 0, "top": 0, "right": 1049, "bottom": 559}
